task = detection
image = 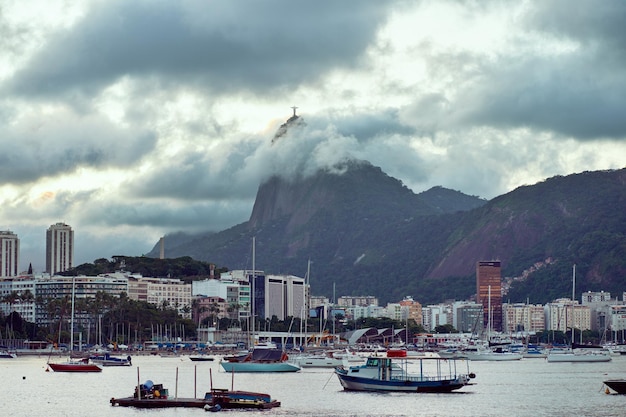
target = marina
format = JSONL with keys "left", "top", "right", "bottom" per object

{"left": 2, "top": 352, "right": 626, "bottom": 416}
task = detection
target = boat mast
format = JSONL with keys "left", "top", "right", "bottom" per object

{"left": 251, "top": 237, "right": 256, "bottom": 347}
{"left": 571, "top": 264, "right": 576, "bottom": 345}
{"left": 487, "top": 285, "right": 491, "bottom": 342}
{"left": 305, "top": 259, "right": 310, "bottom": 348}
{"left": 332, "top": 282, "right": 336, "bottom": 340}
{"left": 70, "top": 277, "right": 75, "bottom": 354}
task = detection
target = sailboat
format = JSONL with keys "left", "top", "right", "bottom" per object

{"left": 465, "top": 285, "right": 522, "bottom": 361}
{"left": 47, "top": 278, "right": 103, "bottom": 373}
{"left": 547, "top": 265, "right": 611, "bottom": 363}
{"left": 219, "top": 238, "right": 300, "bottom": 373}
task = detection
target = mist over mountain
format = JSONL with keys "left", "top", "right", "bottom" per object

{"left": 146, "top": 157, "right": 626, "bottom": 306}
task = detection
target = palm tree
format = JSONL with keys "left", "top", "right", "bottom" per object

{"left": 2, "top": 291, "right": 20, "bottom": 338}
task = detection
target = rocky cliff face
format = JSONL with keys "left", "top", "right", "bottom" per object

{"left": 150, "top": 166, "right": 626, "bottom": 304}
{"left": 147, "top": 110, "right": 626, "bottom": 304}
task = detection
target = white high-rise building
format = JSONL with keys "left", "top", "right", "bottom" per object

{"left": 46, "top": 222, "right": 74, "bottom": 275}
{"left": 0, "top": 230, "right": 19, "bottom": 277}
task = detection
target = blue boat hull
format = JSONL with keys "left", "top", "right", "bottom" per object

{"left": 220, "top": 361, "right": 300, "bottom": 373}
{"left": 334, "top": 356, "right": 473, "bottom": 393}
{"left": 335, "top": 371, "right": 466, "bottom": 392}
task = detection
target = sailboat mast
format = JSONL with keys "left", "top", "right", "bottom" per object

{"left": 70, "top": 277, "right": 75, "bottom": 353}
{"left": 571, "top": 264, "right": 576, "bottom": 344}
{"left": 305, "top": 259, "right": 310, "bottom": 348}
{"left": 251, "top": 237, "right": 256, "bottom": 345}
{"left": 487, "top": 285, "right": 491, "bottom": 341}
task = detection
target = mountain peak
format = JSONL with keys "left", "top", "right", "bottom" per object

{"left": 272, "top": 106, "right": 306, "bottom": 144}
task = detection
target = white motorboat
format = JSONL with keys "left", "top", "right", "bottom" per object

{"left": 462, "top": 346, "right": 523, "bottom": 361}
{"left": 547, "top": 348, "right": 612, "bottom": 363}
{"left": 293, "top": 349, "right": 363, "bottom": 368}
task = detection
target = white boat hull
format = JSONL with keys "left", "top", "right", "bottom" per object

{"left": 464, "top": 352, "right": 523, "bottom": 361}
{"left": 547, "top": 352, "right": 612, "bottom": 363}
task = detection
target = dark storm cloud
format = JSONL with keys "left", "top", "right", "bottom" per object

{"left": 409, "top": 1, "right": 626, "bottom": 141}
{"left": 78, "top": 197, "right": 252, "bottom": 233}
{"left": 454, "top": 54, "right": 626, "bottom": 140}
{"left": 0, "top": 109, "right": 157, "bottom": 183}
{"left": 528, "top": 0, "right": 626, "bottom": 60}
{"left": 5, "top": 0, "right": 391, "bottom": 98}
{"left": 125, "top": 136, "right": 261, "bottom": 201}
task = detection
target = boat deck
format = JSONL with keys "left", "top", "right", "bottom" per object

{"left": 109, "top": 396, "right": 281, "bottom": 409}
{"left": 110, "top": 397, "right": 208, "bottom": 408}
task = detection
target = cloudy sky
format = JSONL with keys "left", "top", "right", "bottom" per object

{"left": 1, "top": 0, "right": 625, "bottom": 273}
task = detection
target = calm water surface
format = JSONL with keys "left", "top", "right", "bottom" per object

{"left": 2, "top": 353, "right": 625, "bottom": 417}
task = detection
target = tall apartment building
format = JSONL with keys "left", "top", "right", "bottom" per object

{"left": 46, "top": 222, "right": 74, "bottom": 275}
{"left": 0, "top": 230, "right": 19, "bottom": 277}
{"left": 502, "top": 303, "right": 546, "bottom": 333}
{"left": 544, "top": 298, "right": 591, "bottom": 332}
{"left": 399, "top": 296, "right": 423, "bottom": 325}
{"left": 609, "top": 305, "right": 626, "bottom": 333}
{"left": 453, "top": 301, "right": 484, "bottom": 333}
{"left": 337, "top": 296, "right": 379, "bottom": 308}
{"left": 476, "top": 260, "right": 503, "bottom": 332}
{"left": 127, "top": 275, "right": 192, "bottom": 319}
{"left": 0, "top": 276, "right": 35, "bottom": 322}
{"left": 263, "top": 274, "right": 306, "bottom": 321}
{"left": 34, "top": 275, "right": 129, "bottom": 326}
{"left": 582, "top": 291, "right": 612, "bottom": 304}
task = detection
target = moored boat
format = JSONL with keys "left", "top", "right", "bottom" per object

{"left": 189, "top": 353, "right": 215, "bottom": 362}
{"left": 546, "top": 348, "right": 612, "bottom": 363}
{"left": 47, "top": 278, "right": 102, "bottom": 372}
{"left": 386, "top": 348, "right": 408, "bottom": 358}
{"left": 90, "top": 353, "right": 132, "bottom": 366}
{"left": 334, "top": 356, "right": 475, "bottom": 393}
{"left": 47, "top": 358, "right": 103, "bottom": 372}
{"left": 521, "top": 344, "right": 548, "bottom": 358}
{"left": 604, "top": 379, "right": 626, "bottom": 394}
{"left": 110, "top": 380, "right": 280, "bottom": 410}
{"left": 463, "top": 346, "right": 523, "bottom": 361}
{"left": 0, "top": 348, "right": 17, "bottom": 359}
{"left": 293, "top": 349, "right": 363, "bottom": 368}
{"left": 220, "top": 347, "right": 301, "bottom": 373}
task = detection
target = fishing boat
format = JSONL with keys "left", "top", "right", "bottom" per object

{"left": 89, "top": 352, "right": 132, "bottom": 366}
{"left": 334, "top": 356, "right": 475, "bottom": 393}
{"left": 604, "top": 379, "right": 626, "bottom": 394}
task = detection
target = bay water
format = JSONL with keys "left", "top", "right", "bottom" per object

{"left": 2, "top": 353, "right": 625, "bottom": 416}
